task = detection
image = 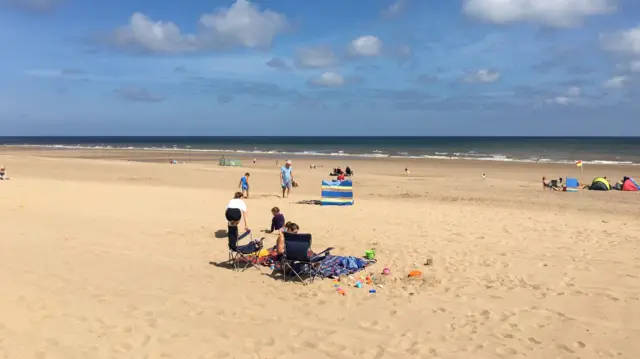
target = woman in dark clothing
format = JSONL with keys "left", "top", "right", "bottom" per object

{"left": 266, "top": 207, "right": 285, "bottom": 233}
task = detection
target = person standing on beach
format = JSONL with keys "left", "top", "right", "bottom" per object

{"left": 280, "top": 160, "right": 294, "bottom": 198}
{"left": 239, "top": 173, "right": 250, "bottom": 198}
{"left": 226, "top": 192, "right": 249, "bottom": 231}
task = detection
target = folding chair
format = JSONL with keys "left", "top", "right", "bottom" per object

{"left": 228, "top": 226, "right": 263, "bottom": 272}
{"left": 280, "top": 232, "right": 333, "bottom": 284}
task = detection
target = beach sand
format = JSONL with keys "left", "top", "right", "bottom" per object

{"left": 1, "top": 148, "right": 639, "bottom": 359}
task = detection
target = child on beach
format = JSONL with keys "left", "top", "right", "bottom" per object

{"left": 267, "top": 207, "right": 285, "bottom": 233}
{"left": 238, "top": 173, "right": 250, "bottom": 198}
{"left": 0, "top": 166, "right": 7, "bottom": 180}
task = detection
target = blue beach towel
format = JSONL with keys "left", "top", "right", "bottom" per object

{"left": 312, "top": 255, "right": 373, "bottom": 278}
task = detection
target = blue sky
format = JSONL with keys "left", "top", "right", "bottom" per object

{"left": 1, "top": 0, "right": 639, "bottom": 136}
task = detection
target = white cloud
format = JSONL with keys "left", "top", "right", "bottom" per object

{"left": 547, "top": 96, "right": 570, "bottom": 105}
{"left": 111, "top": 0, "right": 288, "bottom": 53}
{"left": 348, "top": 36, "right": 383, "bottom": 56}
{"left": 617, "top": 60, "right": 640, "bottom": 72}
{"left": 546, "top": 87, "right": 581, "bottom": 105}
{"left": 294, "top": 46, "right": 339, "bottom": 68}
{"left": 5, "top": 0, "right": 63, "bottom": 12}
{"left": 603, "top": 76, "right": 628, "bottom": 89}
{"left": 384, "top": 0, "right": 407, "bottom": 17}
{"left": 310, "top": 72, "right": 345, "bottom": 87}
{"left": 600, "top": 26, "right": 640, "bottom": 56}
{"left": 567, "top": 86, "right": 581, "bottom": 97}
{"left": 464, "top": 69, "right": 500, "bottom": 83}
{"left": 629, "top": 60, "right": 640, "bottom": 72}
{"left": 463, "top": 0, "right": 615, "bottom": 28}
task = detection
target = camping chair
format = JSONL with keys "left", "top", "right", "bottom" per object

{"left": 280, "top": 232, "right": 333, "bottom": 285}
{"left": 227, "top": 226, "right": 263, "bottom": 272}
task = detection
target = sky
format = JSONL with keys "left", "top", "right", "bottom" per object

{"left": 1, "top": 0, "right": 640, "bottom": 136}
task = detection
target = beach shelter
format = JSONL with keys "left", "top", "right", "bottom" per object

{"left": 589, "top": 177, "right": 610, "bottom": 191}
{"left": 622, "top": 177, "right": 639, "bottom": 192}
{"left": 219, "top": 158, "right": 242, "bottom": 167}
{"left": 321, "top": 180, "right": 354, "bottom": 206}
{"left": 565, "top": 177, "right": 579, "bottom": 192}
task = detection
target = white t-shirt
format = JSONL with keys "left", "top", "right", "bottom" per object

{"left": 226, "top": 199, "right": 247, "bottom": 212}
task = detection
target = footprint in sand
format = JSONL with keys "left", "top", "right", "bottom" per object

{"left": 198, "top": 352, "right": 230, "bottom": 359}
{"left": 495, "top": 346, "right": 518, "bottom": 356}
{"left": 145, "top": 317, "right": 158, "bottom": 328}
{"left": 573, "top": 341, "right": 586, "bottom": 349}
{"left": 528, "top": 337, "right": 542, "bottom": 345}
{"left": 140, "top": 334, "right": 151, "bottom": 347}
{"left": 556, "top": 343, "right": 575, "bottom": 354}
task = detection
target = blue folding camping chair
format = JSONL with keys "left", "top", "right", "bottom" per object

{"left": 281, "top": 232, "right": 333, "bottom": 284}
{"left": 227, "top": 227, "right": 263, "bottom": 272}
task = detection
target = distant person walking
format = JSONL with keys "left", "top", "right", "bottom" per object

{"left": 239, "top": 172, "right": 250, "bottom": 198}
{"left": 280, "top": 160, "right": 294, "bottom": 198}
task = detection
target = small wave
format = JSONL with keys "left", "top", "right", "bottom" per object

{"left": 3, "top": 144, "right": 638, "bottom": 166}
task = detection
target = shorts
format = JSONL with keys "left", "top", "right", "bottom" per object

{"left": 282, "top": 180, "right": 291, "bottom": 189}
{"left": 241, "top": 185, "right": 248, "bottom": 191}
{"left": 225, "top": 208, "right": 242, "bottom": 222}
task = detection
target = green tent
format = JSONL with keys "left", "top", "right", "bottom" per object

{"left": 219, "top": 158, "right": 242, "bottom": 167}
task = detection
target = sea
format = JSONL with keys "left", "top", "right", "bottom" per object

{"left": 2, "top": 136, "right": 640, "bottom": 166}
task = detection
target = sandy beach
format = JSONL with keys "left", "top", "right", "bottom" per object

{"left": 1, "top": 148, "right": 639, "bottom": 359}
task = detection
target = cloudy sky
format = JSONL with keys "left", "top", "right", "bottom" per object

{"left": 1, "top": 0, "right": 639, "bottom": 136}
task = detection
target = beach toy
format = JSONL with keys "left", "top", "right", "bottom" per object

{"left": 337, "top": 288, "right": 346, "bottom": 296}
{"left": 382, "top": 268, "right": 391, "bottom": 275}
{"left": 408, "top": 270, "right": 422, "bottom": 278}
{"left": 369, "top": 289, "right": 376, "bottom": 294}
{"left": 365, "top": 276, "right": 372, "bottom": 284}
{"left": 365, "top": 249, "right": 376, "bottom": 260}
{"left": 355, "top": 281, "right": 362, "bottom": 288}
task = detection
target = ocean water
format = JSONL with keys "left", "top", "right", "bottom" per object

{"left": 2, "top": 136, "right": 640, "bottom": 165}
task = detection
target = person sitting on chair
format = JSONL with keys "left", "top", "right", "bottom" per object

{"left": 542, "top": 177, "right": 559, "bottom": 191}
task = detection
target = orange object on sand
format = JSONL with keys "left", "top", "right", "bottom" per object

{"left": 408, "top": 270, "right": 422, "bottom": 277}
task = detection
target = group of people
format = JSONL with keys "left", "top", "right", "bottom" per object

{"left": 542, "top": 175, "right": 637, "bottom": 191}
{"left": 542, "top": 176, "right": 564, "bottom": 191}
{"left": 224, "top": 192, "right": 301, "bottom": 256}
{"left": 237, "top": 159, "right": 296, "bottom": 199}
{"left": 224, "top": 158, "right": 311, "bottom": 256}
{"left": 332, "top": 166, "right": 353, "bottom": 180}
